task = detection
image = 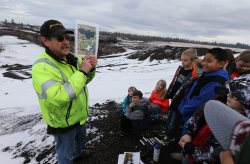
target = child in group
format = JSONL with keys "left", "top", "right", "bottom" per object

{"left": 170, "top": 48, "right": 230, "bottom": 162}
{"left": 159, "top": 48, "right": 199, "bottom": 144}
{"left": 227, "top": 50, "right": 250, "bottom": 78}
{"left": 119, "top": 86, "right": 137, "bottom": 118}
{"left": 178, "top": 48, "right": 230, "bottom": 137}
{"left": 119, "top": 90, "right": 151, "bottom": 136}
{"left": 205, "top": 101, "right": 250, "bottom": 164}
{"left": 224, "top": 49, "right": 234, "bottom": 70}
{"left": 148, "top": 80, "right": 169, "bottom": 122}
{"left": 194, "top": 59, "right": 203, "bottom": 75}
{"left": 176, "top": 74, "right": 250, "bottom": 164}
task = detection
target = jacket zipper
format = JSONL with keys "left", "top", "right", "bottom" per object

{"left": 84, "top": 91, "right": 89, "bottom": 115}
{"left": 65, "top": 65, "right": 89, "bottom": 124}
{"left": 65, "top": 65, "right": 74, "bottom": 125}
{"left": 66, "top": 102, "right": 72, "bottom": 125}
{"left": 72, "top": 64, "right": 88, "bottom": 115}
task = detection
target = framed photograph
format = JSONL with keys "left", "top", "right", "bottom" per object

{"left": 74, "top": 19, "right": 99, "bottom": 57}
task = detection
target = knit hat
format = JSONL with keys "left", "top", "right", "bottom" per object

{"left": 225, "top": 74, "right": 250, "bottom": 118}
{"left": 204, "top": 100, "right": 250, "bottom": 156}
{"left": 40, "top": 20, "right": 74, "bottom": 37}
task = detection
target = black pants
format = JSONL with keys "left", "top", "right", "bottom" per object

{"left": 120, "top": 115, "right": 133, "bottom": 132}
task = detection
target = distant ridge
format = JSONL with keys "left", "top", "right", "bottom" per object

{"left": 100, "top": 31, "right": 250, "bottom": 50}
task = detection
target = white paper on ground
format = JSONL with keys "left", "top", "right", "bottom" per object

{"left": 117, "top": 152, "right": 144, "bottom": 164}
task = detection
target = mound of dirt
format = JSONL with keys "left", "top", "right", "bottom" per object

{"left": 0, "top": 64, "right": 24, "bottom": 68}
{"left": 98, "top": 43, "right": 126, "bottom": 57}
{"left": 2, "top": 64, "right": 32, "bottom": 80}
{"left": 127, "top": 44, "right": 238, "bottom": 61}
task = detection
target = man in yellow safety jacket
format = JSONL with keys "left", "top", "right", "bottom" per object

{"left": 32, "top": 20, "right": 98, "bottom": 164}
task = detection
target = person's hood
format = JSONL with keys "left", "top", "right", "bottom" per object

{"left": 204, "top": 68, "right": 230, "bottom": 81}
{"left": 225, "top": 74, "right": 250, "bottom": 119}
{"left": 226, "top": 58, "right": 237, "bottom": 75}
{"left": 136, "top": 97, "right": 150, "bottom": 106}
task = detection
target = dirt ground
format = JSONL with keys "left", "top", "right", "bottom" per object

{"left": 73, "top": 101, "right": 183, "bottom": 164}
{"left": 14, "top": 100, "right": 182, "bottom": 164}
{"left": 8, "top": 100, "right": 183, "bottom": 164}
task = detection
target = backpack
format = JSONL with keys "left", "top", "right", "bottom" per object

{"left": 189, "top": 74, "right": 226, "bottom": 99}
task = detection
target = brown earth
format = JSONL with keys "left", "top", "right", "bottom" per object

{"left": 0, "top": 64, "right": 24, "bottom": 68}
{"left": 2, "top": 101, "right": 183, "bottom": 164}
{"left": 126, "top": 44, "right": 239, "bottom": 61}
{"left": 76, "top": 101, "right": 183, "bottom": 164}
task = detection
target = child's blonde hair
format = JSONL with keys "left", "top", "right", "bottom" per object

{"left": 154, "top": 80, "right": 167, "bottom": 99}
{"left": 238, "top": 50, "right": 250, "bottom": 63}
{"left": 182, "top": 48, "right": 197, "bottom": 60}
{"left": 195, "top": 59, "right": 203, "bottom": 69}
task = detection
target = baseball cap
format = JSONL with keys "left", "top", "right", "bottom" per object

{"left": 40, "top": 20, "right": 74, "bottom": 37}
{"left": 204, "top": 100, "right": 250, "bottom": 156}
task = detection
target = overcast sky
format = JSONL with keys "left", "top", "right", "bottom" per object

{"left": 1, "top": 0, "right": 250, "bottom": 45}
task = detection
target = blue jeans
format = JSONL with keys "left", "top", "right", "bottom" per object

{"left": 53, "top": 123, "right": 87, "bottom": 164}
{"left": 165, "top": 110, "right": 182, "bottom": 139}
{"left": 181, "top": 121, "right": 188, "bottom": 154}
{"left": 182, "top": 121, "right": 187, "bottom": 136}
{"left": 182, "top": 154, "right": 191, "bottom": 164}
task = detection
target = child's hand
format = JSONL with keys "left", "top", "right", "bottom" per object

{"left": 129, "top": 103, "right": 135, "bottom": 108}
{"left": 179, "top": 134, "right": 192, "bottom": 148}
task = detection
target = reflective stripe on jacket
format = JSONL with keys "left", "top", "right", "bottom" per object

{"left": 32, "top": 51, "right": 96, "bottom": 128}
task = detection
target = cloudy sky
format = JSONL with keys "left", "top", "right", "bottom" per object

{"left": 1, "top": 0, "right": 250, "bottom": 45}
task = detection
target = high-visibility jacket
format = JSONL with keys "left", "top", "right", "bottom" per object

{"left": 32, "top": 50, "right": 96, "bottom": 129}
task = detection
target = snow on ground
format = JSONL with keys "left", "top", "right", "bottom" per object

{"left": 0, "top": 35, "right": 240, "bottom": 163}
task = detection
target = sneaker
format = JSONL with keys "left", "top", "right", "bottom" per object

{"left": 171, "top": 153, "right": 184, "bottom": 161}
{"left": 161, "top": 136, "right": 175, "bottom": 144}
{"left": 74, "top": 150, "right": 90, "bottom": 161}
{"left": 119, "top": 130, "right": 129, "bottom": 136}
{"left": 159, "top": 131, "right": 166, "bottom": 137}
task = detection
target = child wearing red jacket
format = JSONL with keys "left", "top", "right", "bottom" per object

{"left": 149, "top": 80, "right": 169, "bottom": 121}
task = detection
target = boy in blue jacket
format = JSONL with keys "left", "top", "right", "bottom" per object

{"left": 178, "top": 48, "right": 230, "bottom": 136}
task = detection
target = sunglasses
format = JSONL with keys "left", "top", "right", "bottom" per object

{"left": 52, "top": 35, "right": 70, "bottom": 42}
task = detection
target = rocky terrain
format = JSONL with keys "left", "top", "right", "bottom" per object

{"left": 2, "top": 101, "right": 182, "bottom": 164}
